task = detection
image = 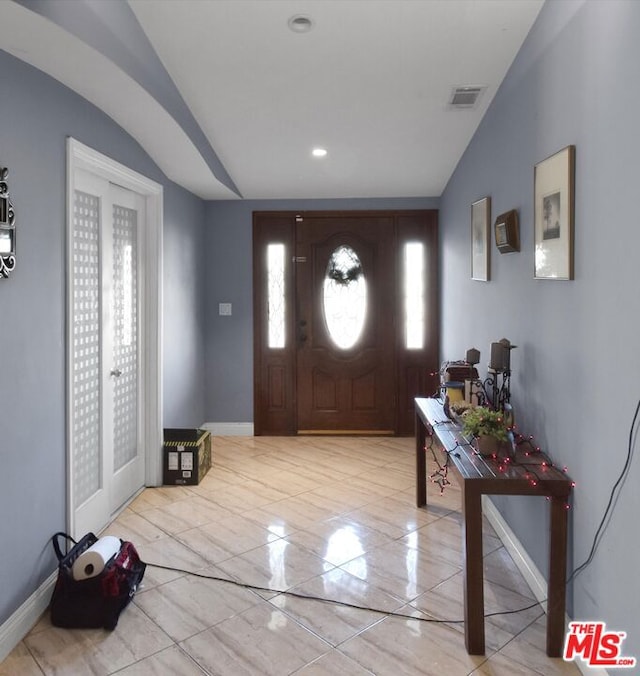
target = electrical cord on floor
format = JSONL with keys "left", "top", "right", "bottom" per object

{"left": 144, "top": 560, "right": 464, "bottom": 624}
{"left": 143, "top": 397, "right": 639, "bottom": 625}
{"left": 145, "top": 559, "right": 552, "bottom": 625}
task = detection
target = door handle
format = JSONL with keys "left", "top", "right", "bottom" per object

{"left": 110, "top": 368, "right": 122, "bottom": 377}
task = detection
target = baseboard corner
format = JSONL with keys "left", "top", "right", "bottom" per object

{"left": 0, "top": 571, "right": 56, "bottom": 663}
{"left": 201, "top": 422, "right": 254, "bottom": 436}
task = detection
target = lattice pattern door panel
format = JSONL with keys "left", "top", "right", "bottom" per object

{"left": 72, "top": 190, "right": 101, "bottom": 508}
{"left": 112, "top": 204, "right": 138, "bottom": 472}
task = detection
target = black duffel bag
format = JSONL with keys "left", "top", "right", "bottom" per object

{"left": 49, "top": 532, "right": 146, "bottom": 630}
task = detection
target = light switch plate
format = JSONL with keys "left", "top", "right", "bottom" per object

{"left": 219, "top": 302, "right": 232, "bottom": 316}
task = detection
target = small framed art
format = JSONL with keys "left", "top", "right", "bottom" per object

{"left": 494, "top": 209, "right": 520, "bottom": 254}
{"left": 471, "top": 196, "right": 490, "bottom": 281}
{"left": 534, "top": 145, "right": 575, "bottom": 280}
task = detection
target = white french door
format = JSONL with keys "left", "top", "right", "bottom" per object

{"left": 67, "top": 139, "right": 163, "bottom": 539}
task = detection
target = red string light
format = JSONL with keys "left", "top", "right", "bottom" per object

{"left": 424, "top": 407, "right": 574, "bottom": 513}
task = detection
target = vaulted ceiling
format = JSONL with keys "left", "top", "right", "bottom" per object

{"left": 1, "top": 0, "right": 544, "bottom": 200}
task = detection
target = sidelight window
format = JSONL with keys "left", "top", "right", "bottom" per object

{"left": 267, "top": 243, "right": 286, "bottom": 348}
{"left": 404, "top": 241, "right": 424, "bottom": 349}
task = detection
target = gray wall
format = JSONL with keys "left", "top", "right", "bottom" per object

{"left": 163, "top": 190, "right": 207, "bottom": 428}
{"left": 440, "top": 0, "right": 640, "bottom": 657}
{"left": 0, "top": 50, "right": 206, "bottom": 624}
{"left": 5, "top": 0, "right": 638, "bottom": 658}
{"left": 204, "top": 197, "right": 439, "bottom": 423}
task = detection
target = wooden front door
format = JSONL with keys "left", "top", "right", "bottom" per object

{"left": 296, "top": 213, "right": 396, "bottom": 433}
{"left": 253, "top": 210, "right": 439, "bottom": 436}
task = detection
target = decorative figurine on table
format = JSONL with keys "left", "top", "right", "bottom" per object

{"left": 439, "top": 338, "right": 517, "bottom": 417}
{"left": 486, "top": 338, "right": 516, "bottom": 410}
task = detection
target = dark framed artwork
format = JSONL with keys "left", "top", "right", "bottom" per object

{"left": 534, "top": 145, "right": 575, "bottom": 280}
{"left": 494, "top": 209, "right": 520, "bottom": 254}
{"left": 0, "top": 167, "right": 16, "bottom": 279}
{"left": 471, "top": 196, "right": 491, "bottom": 281}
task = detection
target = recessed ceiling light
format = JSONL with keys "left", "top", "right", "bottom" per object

{"left": 288, "top": 15, "right": 314, "bottom": 33}
{"left": 312, "top": 147, "right": 327, "bottom": 158}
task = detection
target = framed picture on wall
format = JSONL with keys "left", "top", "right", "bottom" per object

{"left": 534, "top": 145, "right": 575, "bottom": 280}
{"left": 471, "top": 196, "right": 491, "bottom": 281}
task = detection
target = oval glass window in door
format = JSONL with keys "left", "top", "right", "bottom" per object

{"left": 322, "top": 245, "right": 367, "bottom": 349}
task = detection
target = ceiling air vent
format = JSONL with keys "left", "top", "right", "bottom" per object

{"left": 449, "top": 86, "right": 486, "bottom": 109}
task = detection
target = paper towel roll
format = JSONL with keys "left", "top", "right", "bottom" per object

{"left": 72, "top": 536, "right": 121, "bottom": 581}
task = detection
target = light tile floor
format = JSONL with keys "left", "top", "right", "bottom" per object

{"left": 1, "top": 436, "right": 581, "bottom": 675}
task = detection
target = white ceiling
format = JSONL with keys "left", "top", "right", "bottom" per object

{"left": 1, "top": 0, "right": 544, "bottom": 200}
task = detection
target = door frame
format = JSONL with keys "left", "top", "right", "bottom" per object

{"left": 65, "top": 137, "right": 163, "bottom": 536}
{"left": 253, "top": 209, "right": 439, "bottom": 436}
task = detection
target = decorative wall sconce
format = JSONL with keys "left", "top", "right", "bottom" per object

{"left": 0, "top": 167, "right": 16, "bottom": 279}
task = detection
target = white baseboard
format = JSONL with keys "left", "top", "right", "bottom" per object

{"left": 201, "top": 422, "right": 254, "bottom": 436}
{"left": 0, "top": 571, "right": 57, "bottom": 663}
{"left": 482, "top": 496, "right": 609, "bottom": 676}
{"left": 482, "top": 496, "right": 548, "bottom": 606}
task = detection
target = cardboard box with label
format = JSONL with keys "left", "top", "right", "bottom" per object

{"left": 163, "top": 428, "right": 211, "bottom": 486}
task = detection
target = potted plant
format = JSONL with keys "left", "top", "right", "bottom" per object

{"left": 461, "top": 406, "right": 508, "bottom": 456}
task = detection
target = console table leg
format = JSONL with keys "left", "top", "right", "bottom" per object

{"left": 416, "top": 413, "right": 427, "bottom": 507}
{"left": 547, "top": 496, "right": 568, "bottom": 656}
{"left": 462, "top": 484, "right": 485, "bottom": 654}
